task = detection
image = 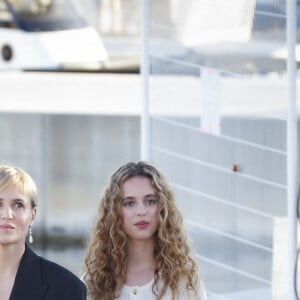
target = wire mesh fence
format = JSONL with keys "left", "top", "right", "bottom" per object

{"left": 144, "top": 0, "right": 298, "bottom": 299}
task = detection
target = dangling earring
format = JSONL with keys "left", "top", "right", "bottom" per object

{"left": 28, "top": 226, "right": 33, "bottom": 244}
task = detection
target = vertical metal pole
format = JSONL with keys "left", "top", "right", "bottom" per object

{"left": 39, "top": 114, "right": 48, "bottom": 252}
{"left": 140, "top": 0, "right": 151, "bottom": 161}
{"left": 287, "top": 0, "right": 298, "bottom": 299}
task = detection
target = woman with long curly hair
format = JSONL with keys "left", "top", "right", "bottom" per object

{"left": 84, "top": 161, "right": 207, "bottom": 300}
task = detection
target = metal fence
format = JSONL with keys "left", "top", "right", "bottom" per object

{"left": 142, "top": 0, "right": 299, "bottom": 299}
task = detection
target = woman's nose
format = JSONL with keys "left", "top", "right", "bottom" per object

{"left": 137, "top": 211, "right": 146, "bottom": 216}
{"left": 137, "top": 204, "right": 146, "bottom": 217}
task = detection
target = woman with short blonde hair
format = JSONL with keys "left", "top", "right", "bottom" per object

{"left": 0, "top": 165, "right": 86, "bottom": 300}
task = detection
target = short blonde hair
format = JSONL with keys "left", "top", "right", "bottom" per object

{"left": 0, "top": 165, "right": 38, "bottom": 208}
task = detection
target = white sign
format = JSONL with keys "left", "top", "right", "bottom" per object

{"left": 201, "top": 67, "right": 221, "bottom": 135}
{"left": 172, "top": 0, "right": 256, "bottom": 45}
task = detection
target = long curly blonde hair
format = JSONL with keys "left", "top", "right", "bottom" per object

{"left": 84, "top": 161, "right": 200, "bottom": 300}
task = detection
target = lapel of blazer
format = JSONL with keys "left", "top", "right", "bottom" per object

{"left": 10, "top": 245, "right": 48, "bottom": 300}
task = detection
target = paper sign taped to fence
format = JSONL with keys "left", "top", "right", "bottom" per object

{"left": 201, "top": 67, "right": 221, "bottom": 135}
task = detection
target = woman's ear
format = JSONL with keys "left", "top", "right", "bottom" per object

{"left": 31, "top": 207, "right": 37, "bottom": 223}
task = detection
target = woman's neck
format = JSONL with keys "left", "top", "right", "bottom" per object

{"left": 0, "top": 243, "right": 25, "bottom": 272}
{"left": 0, "top": 244, "right": 25, "bottom": 300}
{"left": 126, "top": 239, "right": 156, "bottom": 286}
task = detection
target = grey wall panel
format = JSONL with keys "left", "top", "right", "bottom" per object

{"left": 0, "top": 113, "right": 140, "bottom": 238}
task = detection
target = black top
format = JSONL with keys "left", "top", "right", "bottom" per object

{"left": 10, "top": 245, "right": 87, "bottom": 300}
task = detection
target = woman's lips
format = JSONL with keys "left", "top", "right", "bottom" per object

{"left": 0, "top": 224, "right": 15, "bottom": 230}
{"left": 134, "top": 221, "right": 149, "bottom": 229}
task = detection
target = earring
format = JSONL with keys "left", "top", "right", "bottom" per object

{"left": 28, "top": 226, "right": 33, "bottom": 244}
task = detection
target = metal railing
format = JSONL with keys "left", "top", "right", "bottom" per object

{"left": 141, "top": 0, "right": 299, "bottom": 299}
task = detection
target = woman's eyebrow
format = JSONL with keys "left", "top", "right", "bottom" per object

{"left": 144, "top": 194, "right": 157, "bottom": 198}
{"left": 12, "top": 198, "right": 25, "bottom": 202}
{"left": 0, "top": 198, "right": 25, "bottom": 201}
{"left": 122, "top": 196, "right": 135, "bottom": 201}
{"left": 122, "top": 194, "right": 157, "bottom": 201}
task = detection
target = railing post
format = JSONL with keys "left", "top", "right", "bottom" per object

{"left": 140, "top": 0, "right": 151, "bottom": 161}
{"left": 287, "top": 0, "right": 298, "bottom": 299}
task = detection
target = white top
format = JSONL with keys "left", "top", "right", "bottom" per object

{"left": 117, "top": 277, "right": 208, "bottom": 300}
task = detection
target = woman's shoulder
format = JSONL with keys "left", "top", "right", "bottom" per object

{"left": 14, "top": 246, "right": 86, "bottom": 299}
{"left": 199, "top": 281, "right": 207, "bottom": 300}
{"left": 177, "top": 279, "right": 207, "bottom": 300}
{"left": 38, "top": 255, "right": 83, "bottom": 285}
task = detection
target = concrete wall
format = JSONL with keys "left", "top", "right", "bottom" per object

{"left": 0, "top": 113, "right": 140, "bottom": 241}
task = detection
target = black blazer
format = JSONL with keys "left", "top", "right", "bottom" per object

{"left": 10, "top": 245, "right": 87, "bottom": 300}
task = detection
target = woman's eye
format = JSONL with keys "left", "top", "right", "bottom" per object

{"left": 14, "top": 202, "right": 24, "bottom": 209}
{"left": 145, "top": 199, "right": 157, "bottom": 206}
{"left": 123, "top": 201, "right": 136, "bottom": 207}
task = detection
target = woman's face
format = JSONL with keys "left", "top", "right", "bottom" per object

{"left": 121, "top": 176, "right": 159, "bottom": 242}
{"left": 0, "top": 189, "right": 36, "bottom": 247}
